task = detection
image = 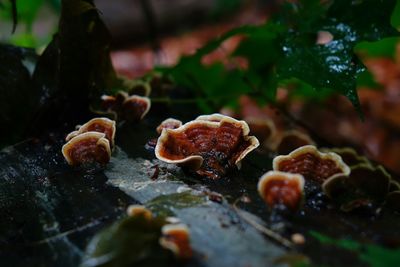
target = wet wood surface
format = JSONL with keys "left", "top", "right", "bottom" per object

{"left": 1, "top": 118, "right": 400, "bottom": 267}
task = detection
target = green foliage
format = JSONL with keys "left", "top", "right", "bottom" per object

{"left": 355, "top": 37, "right": 400, "bottom": 59}
{"left": 0, "top": 0, "right": 60, "bottom": 47}
{"left": 311, "top": 231, "right": 400, "bottom": 267}
{"left": 81, "top": 215, "right": 174, "bottom": 267}
{"left": 159, "top": 0, "right": 400, "bottom": 115}
{"left": 0, "top": 0, "right": 44, "bottom": 31}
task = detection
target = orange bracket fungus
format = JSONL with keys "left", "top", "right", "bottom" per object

{"left": 100, "top": 91, "right": 151, "bottom": 122}
{"left": 122, "top": 95, "right": 151, "bottom": 122}
{"left": 156, "top": 118, "right": 183, "bottom": 134}
{"left": 65, "top": 117, "right": 116, "bottom": 148}
{"left": 155, "top": 114, "right": 259, "bottom": 179}
{"left": 322, "top": 164, "right": 392, "bottom": 211}
{"left": 244, "top": 116, "right": 277, "bottom": 145}
{"left": 62, "top": 132, "right": 111, "bottom": 166}
{"left": 276, "top": 130, "right": 315, "bottom": 155}
{"left": 273, "top": 145, "right": 350, "bottom": 183}
{"left": 257, "top": 171, "right": 305, "bottom": 211}
{"left": 126, "top": 205, "right": 153, "bottom": 220}
{"left": 159, "top": 224, "right": 193, "bottom": 261}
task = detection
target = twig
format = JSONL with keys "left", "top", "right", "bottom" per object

{"left": 232, "top": 198, "right": 293, "bottom": 249}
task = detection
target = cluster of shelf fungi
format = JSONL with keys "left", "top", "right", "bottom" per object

{"left": 60, "top": 91, "right": 400, "bottom": 265}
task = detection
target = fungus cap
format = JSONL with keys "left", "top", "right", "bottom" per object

{"left": 122, "top": 95, "right": 151, "bottom": 122}
{"left": 276, "top": 130, "right": 315, "bottom": 155}
{"left": 156, "top": 118, "right": 183, "bottom": 134}
{"left": 320, "top": 147, "right": 370, "bottom": 167}
{"left": 257, "top": 171, "right": 305, "bottom": 211}
{"left": 66, "top": 117, "right": 116, "bottom": 148}
{"left": 273, "top": 145, "right": 350, "bottom": 183}
{"left": 244, "top": 116, "right": 277, "bottom": 144}
{"left": 62, "top": 132, "right": 111, "bottom": 166}
{"left": 159, "top": 224, "right": 192, "bottom": 260}
{"left": 126, "top": 205, "right": 153, "bottom": 220}
{"left": 155, "top": 114, "right": 259, "bottom": 179}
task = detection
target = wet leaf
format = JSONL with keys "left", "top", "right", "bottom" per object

{"left": 81, "top": 215, "right": 174, "bottom": 267}
{"left": 311, "top": 231, "right": 400, "bottom": 267}
{"left": 159, "top": 0, "right": 400, "bottom": 116}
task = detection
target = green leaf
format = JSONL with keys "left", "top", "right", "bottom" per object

{"left": 355, "top": 37, "right": 400, "bottom": 58}
{"left": 391, "top": 0, "right": 400, "bottom": 30}
{"left": 311, "top": 231, "right": 400, "bottom": 267}
{"left": 82, "top": 215, "right": 174, "bottom": 267}
{"left": 0, "top": 0, "right": 44, "bottom": 32}
{"left": 158, "top": 0, "right": 400, "bottom": 116}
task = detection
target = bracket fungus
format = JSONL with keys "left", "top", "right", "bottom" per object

{"left": 273, "top": 145, "right": 350, "bottom": 183}
{"left": 62, "top": 132, "right": 111, "bottom": 166}
{"left": 155, "top": 114, "right": 259, "bottom": 179}
{"left": 65, "top": 117, "right": 116, "bottom": 148}
{"left": 100, "top": 91, "right": 151, "bottom": 122}
{"left": 322, "top": 164, "right": 393, "bottom": 212}
{"left": 122, "top": 95, "right": 151, "bottom": 122}
{"left": 156, "top": 118, "right": 183, "bottom": 134}
{"left": 276, "top": 130, "right": 315, "bottom": 155}
{"left": 127, "top": 205, "right": 153, "bottom": 220}
{"left": 159, "top": 224, "right": 193, "bottom": 261}
{"left": 321, "top": 147, "right": 370, "bottom": 167}
{"left": 257, "top": 171, "right": 305, "bottom": 211}
{"left": 244, "top": 116, "right": 277, "bottom": 145}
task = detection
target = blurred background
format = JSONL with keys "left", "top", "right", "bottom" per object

{"left": 1, "top": 0, "right": 400, "bottom": 175}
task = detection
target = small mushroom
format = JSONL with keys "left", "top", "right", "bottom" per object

{"left": 244, "top": 116, "right": 277, "bottom": 145}
{"left": 122, "top": 95, "right": 151, "bottom": 122}
{"left": 159, "top": 224, "right": 193, "bottom": 260}
{"left": 155, "top": 114, "right": 259, "bottom": 179}
{"left": 347, "top": 164, "right": 390, "bottom": 200}
{"left": 322, "top": 164, "right": 391, "bottom": 212}
{"left": 66, "top": 117, "right": 116, "bottom": 148}
{"left": 156, "top": 118, "right": 183, "bottom": 134}
{"left": 276, "top": 130, "right": 315, "bottom": 155}
{"left": 273, "top": 145, "right": 350, "bottom": 183}
{"left": 257, "top": 171, "right": 304, "bottom": 211}
{"left": 100, "top": 95, "right": 117, "bottom": 110}
{"left": 126, "top": 205, "right": 153, "bottom": 220}
{"left": 321, "top": 147, "right": 370, "bottom": 167}
{"left": 62, "top": 132, "right": 111, "bottom": 165}
{"left": 123, "top": 79, "right": 151, "bottom": 96}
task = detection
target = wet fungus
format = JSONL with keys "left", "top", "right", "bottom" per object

{"left": 65, "top": 117, "right": 116, "bottom": 148}
{"left": 321, "top": 147, "right": 370, "bottom": 167}
{"left": 159, "top": 224, "right": 193, "bottom": 261}
{"left": 156, "top": 118, "right": 183, "bottom": 135}
{"left": 244, "top": 116, "right": 277, "bottom": 145}
{"left": 122, "top": 95, "right": 151, "bottom": 122}
{"left": 127, "top": 205, "right": 153, "bottom": 220}
{"left": 155, "top": 114, "right": 259, "bottom": 179}
{"left": 276, "top": 130, "right": 315, "bottom": 155}
{"left": 100, "top": 90, "right": 151, "bottom": 122}
{"left": 257, "top": 171, "right": 305, "bottom": 211}
{"left": 62, "top": 132, "right": 111, "bottom": 166}
{"left": 322, "top": 164, "right": 393, "bottom": 212}
{"left": 273, "top": 145, "right": 350, "bottom": 183}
